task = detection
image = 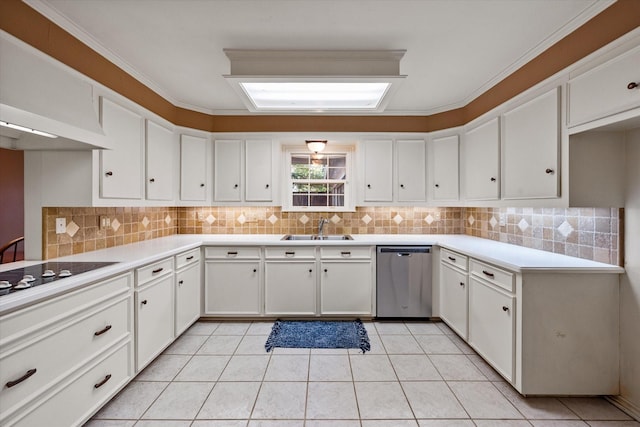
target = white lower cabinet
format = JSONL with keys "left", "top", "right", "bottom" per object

{"left": 265, "top": 261, "right": 316, "bottom": 315}
{"left": 175, "top": 259, "right": 201, "bottom": 336}
{"left": 320, "top": 261, "right": 372, "bottom": 315}
{"left": 205, "top": 261, "right": 261, "bottom": 315}
{"left": 468, "top": 276, "right": 515, "bottom": 382}
{"left": 439, "top": 260, "right": 468, "bottom": 339}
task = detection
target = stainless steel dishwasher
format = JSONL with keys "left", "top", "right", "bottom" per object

{"left": 376, "top": 246, "right": 432, "bottom": 318}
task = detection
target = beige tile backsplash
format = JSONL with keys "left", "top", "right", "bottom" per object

{"left": 41, "top": 205, "right": 622, "bottom": 266}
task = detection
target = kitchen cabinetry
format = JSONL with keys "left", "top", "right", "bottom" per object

{"left": 439, "top": 248, "right": 468, "bottom": 339}
{"left": 502, "top": 87, "right": 560, "bottom": 200}
{"left": 462, "top": 118, "right": 500, "bottom": 200}
{"left": 180, "top": 134, "right": 208, "bottom": 201}
{"left": 265, "top": 247, "right": 316, "bottom": 315}
{"left": 0, "top": 273, "right": 133, "bottom": 426}
{"left": 362, "top": 140, "right": 393, "bottom": 202}
{"left": 214, "top": 139, "right": 242, "bottom": 202}
{"left": 397, "top": 140, "right": 427, "bottom": 202}
{"left": 135, "top": 258, "right": 174, "bottom": 371}
{"left": 245, "top": 139, "right": 273, "bottom": 201}
{"left": 431, "top": 135, "right": 459, "bottom": 201}
{"left": 174, "top": 248, "right": 201, "bottom": 336}
{"left": 100, "top": 97, "right": 143, "bottom": 199}
{"left": 204, "top": 246, "right": 261, "bottom": 315}
{"left": 568, "top": 44, "right": 640, "bottom": 127}
{"left": 145, "top": 120, "right": 174, "bottom": 201}
{"left": 320, "top": 247, "right": 373, "bottom": 315}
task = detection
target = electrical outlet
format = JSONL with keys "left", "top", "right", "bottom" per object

{"left": 99, "top": 216, "right": 111, "bottom": 229}
{"left": 499, "top": 213, "right": 506, "bottom": 227}
{"left": 55, "top": 218, "right": 66, "bottom": 234}
{"left": 434, "top": 212, "right": 441, "bottom": 221}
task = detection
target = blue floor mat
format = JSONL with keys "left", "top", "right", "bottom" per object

{"left": 265, "top": 319, "right": 370, "bottom": 353}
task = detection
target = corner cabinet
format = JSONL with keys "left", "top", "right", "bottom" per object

{"left": 180, "top": 134, "right": 208, "bottom": 202}
{"left": 431, "top": 135, "right": 459, "bottom": 201}
{"left": 502, "top": 87, "right": 560, "bottom": 200}
{"left": 462, "top": 118, "right": 500, "bottom": 200}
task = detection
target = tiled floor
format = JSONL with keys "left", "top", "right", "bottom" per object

{"left": 86, "top": 320, "right": 639, "bottom": 427}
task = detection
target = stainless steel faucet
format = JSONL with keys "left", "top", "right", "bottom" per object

{"left": 318, "top": 217, "right": 329, "bottom": 238}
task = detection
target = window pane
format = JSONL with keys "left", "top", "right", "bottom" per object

{"left": 328, "top": 182, "right": 344, "bottom": 195}
{"left": 309, "top": 164, "right": 327, "bottom": 179}
{"left": 309, "top": 184, "right": 328, "bottom": 194}
{"left": 291, "top": 155, "right": 310, "bottom": 165}
{"left": 328, "top": 167, "right": 346, "bottom": 179}
{"left": 292, "top": 194, "right": 309, "bottom": 206}
{"left": 310, "top": 195, "right": 328, "bottom": 206}
{"left": 328, "top": 195, "right": 344, "bottom": 207}
{"left": 328, "top": 156, "right": 346, "bottom": 167}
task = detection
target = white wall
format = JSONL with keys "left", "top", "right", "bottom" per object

{"left": 619, "top": 128, "right": 640, "bottom": 417}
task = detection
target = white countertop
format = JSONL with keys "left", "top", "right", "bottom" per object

{"left": 0, "top": 234, "right": 623, "bottom": 314}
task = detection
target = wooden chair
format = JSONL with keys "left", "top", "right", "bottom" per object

{"left": 0, "top": 236, "right": 24, "bottom": 263}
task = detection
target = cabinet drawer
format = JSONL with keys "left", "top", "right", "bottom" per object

{"left": 205, "top": 246, "right": 261, "bottom": 259}
{"left": 441, "top": 248, "right": 468, "bottom": 271}
{"left": 10, "top": 341, "right": 132, "bottom": 427}
{"left": 0, "top": 273, "right": 131, "bottom": 348}
{"left": 320, "top": 246, "right": 372, "bottom": 260}
{"left": 0, "top": 296, "right": 131, "bottom": 421}
{"left": 136, "top": 257, "right": 173, "bottom": 286}
{"left": 265, "top": 247, "right": 316, "bottom": 259}
{"left": 176, "top": 248, "right": 200, "bottom": 270}
{"left": 470, "top": 259, "right": 514, "bottom": 293}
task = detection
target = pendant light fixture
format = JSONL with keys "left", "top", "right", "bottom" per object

{"left": 306, "top": 139, "right": 327, "bottom": 153}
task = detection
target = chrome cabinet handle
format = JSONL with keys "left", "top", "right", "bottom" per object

{"left": 6, "top": 369, "right": 37, "bottom": 388}
{"left": 94, "top": 325, "right": 112, "bottom": 336}
{"left": 94, "top": 374, "right": 112, "bottom": 389}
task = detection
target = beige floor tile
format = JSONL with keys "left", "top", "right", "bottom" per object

{"left": 247, "top": 421, "right": 304, "bottom": 427}
{"left": 429, "top": 354, "right": 486, "bottom": 380}
{"left": 135, "top": 355, "right": 191, "bottom": 381}
{"left": 350, "top": 335, "right": 386, "bottom": 354}
{"left": 174, "top": 355, "right": 230, "bottom": 382}
{"left": 435, "top": 322, "right": 457, "bottom": 335}
{"left": 374, "top": 322, "right": 411, "bottom": 335}
{"left": 407, "top": 323, "right": 445, "bottom": 335}
{"left": 212, "top": 322, "right": 251, "bottom": 335}
{"left": 529, "top": 422, "right": 589, "bottom": 427}
{"left": 389, "top": 354, "right": 442, "bottom": 381}
{"left": 93, "top": 381, "right": 168, "bottom": 419}
{"left": 198, "top": 335, "right": 243, "bottom": 355}
{"left": 355, "top": 381, "right": 414, "bottom": 419}
{"left": 310, "top": 348, "right": 350, "bottom": 354}
{"left": 309, "top": 355, "right": 352, "bottom": 381}
{"left": 418, "top": 420, "right": 475, "bottom": 427}
{"left": 307, "top": 421, "right": 361, "bottom": 427}
{"left": 559, "top": 398, "right": 632, "bottom": 421}
{"left": 219, "top": 355, "right": 270, "bottom": 381}
{"left": 449, "top": 381, "right": 522, "bottom": 419}
{"left": 493, "top": 381, "right": 578, "bottom": 420}
{"left": 164, "top": 334, "right": 208, "bottom": 355}
{"left": 191, "top": 421, "right": 248, "bottom": 427}
{"left": 447, "top": 334, "right": 476, "bottom": 354}
{"left": 235, "top": 335, "right": 270, "bottom": 354}
{"left": 196, "top": 381, "right": 260, "bottom": 419}
{"left": 402, "top": 381, "right": 468, "bottom": 419}
{"left": 252, "top": 382, "right": 307, "bottom": 419}
{"left": 247, "top": 321, "right": 275, "bottom": 335}
{"left": 134, "top": 421, "right": 192, "bottom": 427}
{"left": 142, "top": 382, "right": 214, "bottom": 419}
{"left": 363, "top": 421, "right": 419, "bottom": 427}
{"left": 586, "top": 422, "right": 640, "bottom": 426}
{"left": 270, "top": 347, "right": 311, "bottom": 355}
{"left": 184, "top": 321, "right": 220, "bottom": 336}
{"left": 84, "top": 421, "right": 135, "bottom": 427}
{"left": 306, "top": 382, "right": 359, "bottom": 419}
{"left": 474, "top": 421, "right": 533, "bottom": 427}
{"left": 264, "top": 355, "right": 309, "bottom": 381}
{"left": 466, "top": 354, "right": 504, "bottom": 381}
{"left": 380, "top": 334, "right": 424, "bottom": 354}
{"left": 415, "top": 335, "right": 462, "bottom": 354}
{"left": 350, "top": 354, "right": 397, "bottom": 381}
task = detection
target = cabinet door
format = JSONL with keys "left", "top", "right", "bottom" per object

{"left": 265, "top": 261, "right": 316, "bottom": 315}
{"left": 363, "top": 140, "right": 393, "bottom": 202}
{"left": 397, "top": 140, "right": 426, "bottom": 202}
{"left": 439, "top": 263, "right": 468, "bottom": 339}
{"left": 136, "top": 276, "right": 174, "bottom": 370}
{"left": 432, "top": 135, "right": 459, "bottom": 200}
{"left": 100, "top": 98, "right": 143, "bottom": 199}
{"left": 469, "top": 277, "right": 515, "bottom": 382}
{"left": 245, "top": 139, "right": 273, "bottom": 201}
{"left": 205, "top": 261, "right": 260, "bottom": 315}
{"left": 321, "top": 261, "right": 372, "bottom": 315}
{"left": 503, "top": 87, "right": 560, "bottom": 199}
{"left": 180, "top": 134, "right": 207, "bottom": 201}
{"left": 146, "top": 120, "right": 174, "bottom": 201}
{"left": 214, "top": 139, "right": 242, "bottom": 202}
{"left": 462, "top": 118, "right": 500, "bottom": 200}
{"left": 175, "top": 263, "right": 201, "bottom": 336}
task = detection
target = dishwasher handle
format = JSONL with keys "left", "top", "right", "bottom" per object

{"left": 397, "top": 253, "right": 413, "bottom": 257}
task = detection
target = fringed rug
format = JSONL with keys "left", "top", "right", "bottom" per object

{"left": 265, "top": 319, "right": 370, "bottom": 353}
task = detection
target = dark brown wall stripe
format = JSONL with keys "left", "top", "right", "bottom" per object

{"left": 1, "top": 0, "right": 639, "bottom": 133}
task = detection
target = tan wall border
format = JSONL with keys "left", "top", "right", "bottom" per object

{"left": 1, "top": 0, "right": 639, "bottom": 133}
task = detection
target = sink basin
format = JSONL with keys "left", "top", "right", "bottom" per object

{"left": 281, "top": 234, "right": 353, "bottom": 241}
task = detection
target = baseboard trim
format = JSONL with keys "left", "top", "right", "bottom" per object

{"left": 606, "top": 395, "right": 640, "bottom": 421}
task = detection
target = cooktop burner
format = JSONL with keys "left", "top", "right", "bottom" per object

{"left": 0, "top": 261, "right": 117, "bottom": 297}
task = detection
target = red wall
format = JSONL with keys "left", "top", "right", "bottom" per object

{"left": 0, "top": 148, "right": 24, "bottom": 261}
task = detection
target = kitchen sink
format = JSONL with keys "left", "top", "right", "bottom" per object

{"left": 281, "top": 234, "right": 353, "bottom": 241}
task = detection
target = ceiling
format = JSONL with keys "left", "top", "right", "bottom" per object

{"left": 26, "top": 0, "right": 614, "bottom": 116}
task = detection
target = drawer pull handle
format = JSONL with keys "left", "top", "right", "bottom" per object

{"left": 341, "top": 251, "right": 351, "bottom": 257}
{"left": 6, "top": 369, "right": 37, "bottom": 388}
{"left": 285, "top": 251, "right": 295, "bottom": 257}
{"left": 227, "top": 251, "right": 238, "bottom": 256}
{"left": 94, "top": 325, "right": 112, "bottom": 336}
{"left": 502, "top": 306, "right": 510, "bottom": 312}
{"left": 105, "top": 171, "right": 113, "bottom": 176}
{"left": 448, "top": 256, "right": 456, "bottom": 261}
{"left": 152, "top": 267, "right": 163, "bottom": 274}
{"left": 482, "top": 270, "right": 495, "bottom": 278}
{"left": 545, "top": 168, "right": 554, "bottom": 174}
{"left": 178, "top": 280, "right": 184, "bottom": 285}
{"left": 94, "top": 374, "right": 112, "bottom": 389}
{"left": 459, "top": 282, "right": 465, "bottom": 287}
{"left": 141, "top": 300, "right": 148, "bottom": 305}
{"left": 186, "top": 256, "right": 194, "bottom": 261}
{"left": 628, "top": 82, "right": 638, "bottom": 90}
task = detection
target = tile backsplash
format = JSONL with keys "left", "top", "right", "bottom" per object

{"left": 41, "top": 205, "right": 622, "bottom": 266}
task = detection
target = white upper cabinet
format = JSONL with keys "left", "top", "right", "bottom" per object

{"left": 568, "top": 44, "right": 640, "bottom": 127}
{"left": 214, "top": 140, "right": 242, "bottom": 202}
{"left": 432, "top": 135, "right": 459, "bottom": 201}
{"left": 180, "top": 134, "right": 207, "bottom": 201}
{"left": 397, "top": 140, "right": 426, "bottom": 202}
{"left": 462, "top": 118, "right": 500, "bottom": 200}
{"left": 99, "top": 97, "right": 143, "bottom": 199}
{"left": 145, "top": 121, "right": 174, "bottom": 201}
{"left": 245, "top": 139, "right": 273, "bottom": 202}
{"left": 362, "top": 140, "right": 393, "bottom": 202}
{"left": 502, "top": 87, "right": 560, "bottom": 200}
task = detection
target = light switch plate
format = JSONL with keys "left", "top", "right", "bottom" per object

{"left": 55, "top": 218, "right": 66, "bottom": 234}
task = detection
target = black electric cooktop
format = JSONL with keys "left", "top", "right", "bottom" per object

{"left": 0, "top": 261, "right": 117, "bottom": 297}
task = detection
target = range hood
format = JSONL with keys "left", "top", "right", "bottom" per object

{"left": 0, "top": 32, "right": 111, "bottom": 150}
